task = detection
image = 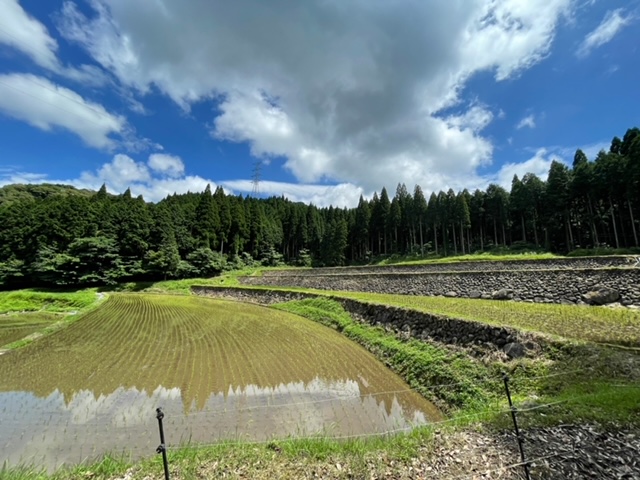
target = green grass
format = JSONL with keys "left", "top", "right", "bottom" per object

{"left": 106, "top": 267, "right": 306, "bottom": 295}
{"left": 0, "top": 289, "right": 98, "bottom": 314}
{"left": 375, "top": 251, "right": 559, "bottom": 266}
{"left": 0, "top": 289, "right": 103, "bottom": 351}
{"left": 567, "top": 247, "right": 640, "bottom": 257}
{"left": 0, "top": 429, "right": 440, "bottom": 480}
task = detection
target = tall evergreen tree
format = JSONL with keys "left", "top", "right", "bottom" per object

{"left": 413, "top": 185, "right": 428, "bottom": 254}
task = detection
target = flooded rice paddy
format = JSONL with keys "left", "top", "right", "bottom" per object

{"left": 0, "top": 294, "right": 440, "bottom": 471}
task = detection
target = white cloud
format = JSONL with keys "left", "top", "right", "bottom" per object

{"left": 148, "top": 153, "right": 185, "bottom": 177}
{"left": 0, "top": 73, "right": 125, "bottom": 149}
{"left": 222, "top": 179, "right": 365, "bottom": 208}
{"left": 0, "top": 149, "right": 218, "bottom": 202}
{"left": 516, "top": 114, "right": 536, "bottom": 129}
{"left": 0, "top": 153, "right": 364, "bottom": 206}
{"left": 0, "top": 0, "right": 109, "bottom": 85}
{"left": 445, "top": 105, "right": 494, "bottom": 133}
{"left": 56, "top": 0, "right": 575, "bottom": 194}
{"left": 75, "top": 154, "right": 210, "bottom": 201}
{"left": 581, "top": 141, "right": 609, "bottom": 160}
{"left": 577, "top": 9, "right": 634, "bottom": 57}
{"left": 494, "top": 148, "right": 558, "bottom": 188}
{"left": 0, "top": 0, "right": 59, "bottom": 70}
{"left": 545, "top": 141, "right": 609, "bottom": 162}
{"left": 81, "top": 153, "right": 151, "bottom": 191}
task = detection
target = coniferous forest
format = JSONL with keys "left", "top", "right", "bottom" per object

{"left": 1, "top": 127, "right": 639, "bottom": 288}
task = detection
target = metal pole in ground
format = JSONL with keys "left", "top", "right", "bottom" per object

{"left": 503, "top": 374, "right": 531, "bottom": 480}
{"left": 156, "top": 407, "right": 170, "bottom": 480}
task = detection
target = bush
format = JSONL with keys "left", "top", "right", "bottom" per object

{"left": 186, "top": 248, "right": 227, "bottom": 276}
{"left": 294, "top": 249, "right": 313, "bottom": 267}
{"left": 260, "top": 247, "right": 284, "bottom": 267}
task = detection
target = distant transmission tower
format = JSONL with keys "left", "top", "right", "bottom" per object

{"left": 251, "top": 160, "right": 262, "bottom": 197}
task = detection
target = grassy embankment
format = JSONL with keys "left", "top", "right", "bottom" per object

{"left": 0, "top": 289, "right": 101, "bottom": 350}
{"left": 374, "top": 251, "right": 559, "bottom": 266}
{"left": 276, "top": 297, "right": 639, "bottom": 420}
{"left": 372, "top": 246, "right": 638, "bottom": 265}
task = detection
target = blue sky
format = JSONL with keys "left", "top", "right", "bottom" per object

{"left": 0, "top": 0, "right": 638, "bottom": 206}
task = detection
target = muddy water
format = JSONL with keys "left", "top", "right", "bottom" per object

{"left": 0, "top": 295, "right": 441, "bottom": 471}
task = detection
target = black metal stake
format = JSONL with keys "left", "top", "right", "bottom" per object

{"left": 503, "top": 374, "right": 531, "bottom": 480}
{"left": 156, "top": 407, "right": 170, "bottom": 480}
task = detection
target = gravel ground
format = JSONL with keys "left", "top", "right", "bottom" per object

{"left": 408, "top": 424, "right": 640, "bottom": 479}
{"left": 111, "top": 424, "right": 639, "bottom": 480}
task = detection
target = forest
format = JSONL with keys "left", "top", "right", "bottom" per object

{"left": 0, "top": 127, "right": 638, "bottom": 288}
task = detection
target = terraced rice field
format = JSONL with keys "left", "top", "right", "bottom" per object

{"left": 0, "top": 294, "right": 439, "bottom": 471}
{"left": 289, "top": 289, "right": 640, "bottom": 346}
{"left": 0, "top": 312, "right": 61, "bottom": 348}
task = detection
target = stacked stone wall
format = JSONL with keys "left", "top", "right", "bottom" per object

{"left": 240, "top": 267, "right": 640, "bottom": 306}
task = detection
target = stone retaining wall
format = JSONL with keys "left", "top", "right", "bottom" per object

{"left": 262, "top": 256, "right": 634, "bottom": 276}
{"left": 192, "top": 286, "right": 542, "bottom": 358}
{"left": 240, "top": 268, "right": 640, "bottom": 306}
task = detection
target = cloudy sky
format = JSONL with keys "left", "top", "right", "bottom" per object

{"left": 0, "top": 0, "right": 638, "bottom": 206}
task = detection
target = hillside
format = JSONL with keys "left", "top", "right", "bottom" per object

{"left": 0, "top": 183, "right": 96, "bottom": 207}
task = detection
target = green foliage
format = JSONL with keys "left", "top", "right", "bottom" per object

{"left": 186, "top": 247, "right": 227, "bottom": 276}
{"left": 0, "top": 183, "right": 94, "bottom": 207}
{"left": 258, "top": 246, "right": 281, "bottom": 266}
{"left": 1, "top": 126, "right": 639, "bottom": 288}
{"left": 0, "top": 289, "right": 97, "bottom": 314}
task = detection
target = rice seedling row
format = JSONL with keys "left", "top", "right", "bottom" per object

{"left": 0, "top": 294, "right": 439, "bottom": 471}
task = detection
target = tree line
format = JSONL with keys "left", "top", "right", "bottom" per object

{"left": 0, "top": 127, "right": 638, "bottom": 288}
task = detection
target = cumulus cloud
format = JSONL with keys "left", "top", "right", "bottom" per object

{"left": 494, "top": 148, "right": 558, "bottom": 188}
{"left": 74, "top": 154, "right": 211, "bottom": 200}
{"left": 148, "top": 153, "right": 185, "bottom": 177}
{"left": 0, "top": 73, "right": 125, "bottom": 149}
{"left": 516, "top": 114, "right": 536, "bottom": 129}
{"left": 577, "top": 9, "right": 634, "bottom": 57}
{"left": 56, "top": 0, "right": 574, "bottom": 193}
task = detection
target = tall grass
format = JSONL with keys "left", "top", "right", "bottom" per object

{"left": 0, "top": 289, "right": 97, "bottom": 314}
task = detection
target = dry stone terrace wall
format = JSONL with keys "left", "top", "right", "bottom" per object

{"left": 240, "top": 268, "right": 640, "bottom": 306}
{"left": 262, "top": 256, "right": 633, "bottom": 276}
{"left": 192, "top": 286, "right": 543, "bottom": 357}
